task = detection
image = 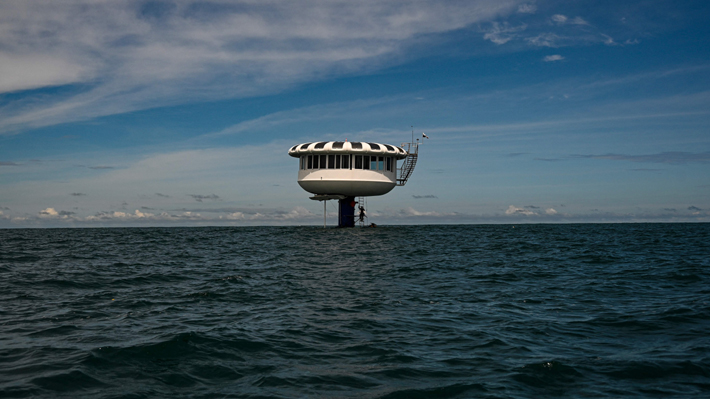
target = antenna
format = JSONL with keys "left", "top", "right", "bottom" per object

{"left": 411, "top": 126, "right": 414, "bottom": 144}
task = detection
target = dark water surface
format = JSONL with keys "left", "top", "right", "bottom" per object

{"left": 1, "top": 224, "right": 709, "bottom": 398}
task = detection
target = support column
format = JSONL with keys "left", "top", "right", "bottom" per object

{"left": 338, "top": 196, "right": 356, "bottom": 227}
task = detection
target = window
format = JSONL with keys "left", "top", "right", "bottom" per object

{"left": 370, "top": 156, "right": 377, "bottom": 170}
{"left": 368, "top": 143, "right": 380, "bottom": 150}
{"left": 386, "top": 157, "right": 391, "bottom": 171}
{"left": 335, "top": 155, "right": 341, "bottom": 169}
{"left": 364, "top": 156, "right": 370, "bottom": 170}
{"left": 307, "top": 155, "right": 312, "bottom": 169}
{"left": 300, "top": 143, "right": 312, "bottom": 150}
{"left": 290, "top": 145, "right": 298, "bottom": 152}
{"left": 312, "top": 155, "right": 319, "bottom": 169}
{"left": 378, "top": 156, "right": 384, "bottom": 170}
{"left": 320, "top": 155, "right": 326, "bottom": 169}
{"left": 314, "top": 142, "right": 327, "bottom": 149}
{"left": 343, "top": 154, "right": 350, "bottom": 169}
{"left": 300, "top": 156, "right": 305, "bottom": 170}
{"left": 332, "top": 142, "right": 344, "bottom": 149}
{"left": 351, "top": 142, "right": 362, "bottom": 149}
{"left": 328, "top": 155, "right": 335, "bottom": 169}
{"left": 384, "top": 144, "right": 394, "bottom": 151}
{"left": 355, "top": 155, "right": 363, "bottom": 169}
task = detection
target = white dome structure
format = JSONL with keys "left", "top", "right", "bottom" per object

{"left": 289, "top": 139, "right": 420, "bottom": 227}
{"left": 288, "top": 141, "right": 408, "bottom": 197}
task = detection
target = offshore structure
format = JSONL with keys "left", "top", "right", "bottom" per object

{"left": 288, "top": 138, "right": 420, "bottom": 227}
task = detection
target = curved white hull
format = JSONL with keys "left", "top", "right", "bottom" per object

{"left": 298, "top": 180, "right": 395, "bottom": 197}
{"left": 298, "top": 169, "right": 397, "bottom": 196}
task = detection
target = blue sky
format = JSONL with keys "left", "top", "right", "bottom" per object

{"left": 1, "top": 0, "right": 709, "bottom": 227}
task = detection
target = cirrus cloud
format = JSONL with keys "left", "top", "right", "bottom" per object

{"left": 543, "top": 54, "right": 564, "bottom": 62}
{"left": 0, "top": 0, "right": 524, "bottom": 134}
{"left": 483, "top": 22, "right": 528, "bottom": 45}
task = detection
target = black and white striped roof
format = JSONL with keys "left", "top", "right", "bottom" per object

{"left": 288, "top": 141, "right": 408, "bottom": 159}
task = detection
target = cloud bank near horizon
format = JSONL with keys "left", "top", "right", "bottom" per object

{"left": 4, "top": 203, "right": 708, "bottom": 228}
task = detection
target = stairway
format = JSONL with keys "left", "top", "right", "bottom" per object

{"left": 396, "top": 144, "right": 418, "bottom": 186}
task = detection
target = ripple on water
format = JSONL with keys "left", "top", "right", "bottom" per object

{"left": 0, "top": 224, "right": 709, "bottom": 398}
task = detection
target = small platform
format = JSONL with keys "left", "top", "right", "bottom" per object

{"left": 309, "top": 194, "right": 346, "bottom": 201}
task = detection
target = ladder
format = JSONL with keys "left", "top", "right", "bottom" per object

{"left": 396, "top": 141, "right": 419, "bottom": 186}
{"left": 356, "top": 196, "right": 367, "bottom": 227}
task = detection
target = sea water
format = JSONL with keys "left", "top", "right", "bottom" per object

{"left": 1, "top": 224, "right": 709, "bottom": 398}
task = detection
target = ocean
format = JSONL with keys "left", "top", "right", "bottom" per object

{"left": 1, "top": 224, "right": 709, "bottom": 398}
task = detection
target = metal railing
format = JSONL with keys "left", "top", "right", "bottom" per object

{"left": 396, "top": 141, "right": 419, "bottom": 186}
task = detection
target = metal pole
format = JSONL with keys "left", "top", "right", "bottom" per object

{"left": 323, "top": 200, "right": 326, "bottom": 228}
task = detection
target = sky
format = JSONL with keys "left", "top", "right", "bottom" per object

{"left": 1, "top": 0, "right": 709, "bottom": 227}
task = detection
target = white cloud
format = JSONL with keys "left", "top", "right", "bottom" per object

{"left": 526, "top": 32, "right": 609, "bottom": 48}
{"left": 526, "top": 32, "right": 563, "bottom": 47}
{"left": 37, "top": 207, "right": 76, "bottom": 219}
{"left": 551, "top": 14, "right": 588, "bottom": 26}
{"left": 571, "top": 17, "right": 589, "bottom": 25}
{"left": 16, "top": 205, "right": 320, "bottom": 226}
{"left": 0, "top": 0, "right": 524, "bottom": 133}
{"left": 221, "top": 206, "right": 315, "bottom": 221}
{"left": 278, "top": 206, "right": 317, "bottom": 220}
{"left": 38, "top": 207, "right": 59, "bottom": 217}
{"left": 517, "top": 4, "right": 537, "bottom": 14}
{"left": 602, "top": 34, "right": 617, "bottom": 46}
{"left": 551, "top": 14, "right": 568, "bottom": 24}
{"left": 397, "top": 207, "right": 451, "bottom": 217}
{"left": 84, "top": 210, "right": 207, "bottom": 222}
{"left": 0, "top": 52, "right": 92, "bottom": 94}
{"left": 503, "top": 206, "right": 561, "bottom": 217}
{"left": 483, "top": 22, "right": 527, "bottom": 45}
{"left": 134, "top": 209, "right": 152, "bottom": 218}
{"left": 505, "top": 205, "right": 536, "bottom": 216}
{"left": 543, "top": 54, "right": 564, "bottom": 62}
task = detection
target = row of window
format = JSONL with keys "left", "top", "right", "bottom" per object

{"left": 300, "top": 154, "right": 394, "bottom": 172}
